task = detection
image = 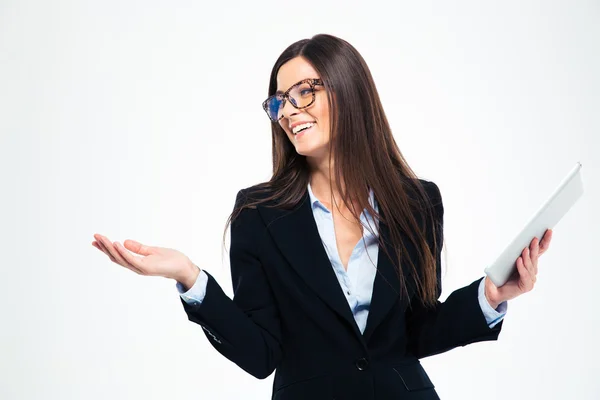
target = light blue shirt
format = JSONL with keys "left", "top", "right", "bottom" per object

{"left": 177, "top": 184, "right": 507, "bottom": 331}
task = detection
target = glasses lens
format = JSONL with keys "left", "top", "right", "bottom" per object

{"left": 264, "top": 82, "right": 315, "bottom": 121}
{"left": 288, "top": 82, "right": 314, "bottom": 109}
{"left": 265, "top": 94, "right": 284, "bottom": 121}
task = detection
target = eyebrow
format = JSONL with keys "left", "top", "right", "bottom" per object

{"left": 275, "top": 85, "right": 294, "bottom": 95}
{"left": 275, "top": 78, "right": 312, "bottom": 95}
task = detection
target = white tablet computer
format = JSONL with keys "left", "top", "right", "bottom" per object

{"left": 484, "top": 162, "right": 584, "bottom": 287}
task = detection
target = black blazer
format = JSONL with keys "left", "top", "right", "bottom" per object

{"left": 180, "top": 179, "right": 503, "bottom": 400}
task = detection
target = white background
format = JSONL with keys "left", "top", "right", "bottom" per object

{"left": 1, "top": 0, "right": 598, "bottom": 399}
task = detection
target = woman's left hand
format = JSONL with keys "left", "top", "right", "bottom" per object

{"left": 484, "top": 229, "right": 553, "bottom": 309}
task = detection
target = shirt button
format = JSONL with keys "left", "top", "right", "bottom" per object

{"left": 347, "top": 290, "right": 351, "bottom": 295}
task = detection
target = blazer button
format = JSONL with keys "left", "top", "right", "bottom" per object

{"left": 355, "top": 357, "right": 369, "bottom": 371}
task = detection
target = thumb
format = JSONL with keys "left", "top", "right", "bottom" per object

{"left": 123, "top": 239, "right": 154, "bottom": 256}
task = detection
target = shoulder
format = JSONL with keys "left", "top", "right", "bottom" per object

{"left": 413, "top": 178, "right": 444, "bottom": 224}
{"left": 234, "top": 182, "right": 274, "bottom": 208}
{"left": 417, "top": 179, "right": 442, "bottom": 206}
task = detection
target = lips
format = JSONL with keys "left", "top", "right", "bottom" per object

{"left": 295, "top": 125, "right": 313, "bottom": 138}
{"left": 292, "top": 122, "right": 316, "bottom": 137}
{"left": 290, "top": 120, "right": 316, "bottom": 130}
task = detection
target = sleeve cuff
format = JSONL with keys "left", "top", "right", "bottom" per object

{"left": 478, "top": 277, "right": 507, "bottom": 329}
{"left": 176, "top": 269, "right": 209, "bottom": 305}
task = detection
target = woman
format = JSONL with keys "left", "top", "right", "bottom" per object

{"left": 92, "top": 34, "right": 552, "bottom": 399}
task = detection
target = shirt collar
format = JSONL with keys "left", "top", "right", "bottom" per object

{"left": 307, "top": 182, "right": 376, "bottom": 214}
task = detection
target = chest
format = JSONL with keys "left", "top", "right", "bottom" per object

{"left": 331, "top": 211, "right": 364, "bottom": 272}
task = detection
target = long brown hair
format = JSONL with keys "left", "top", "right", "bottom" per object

{"left": 222, "top": 34, "right": 444, "bottom": 308}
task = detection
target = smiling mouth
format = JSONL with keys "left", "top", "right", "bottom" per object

{"left": 292, "top": 121, "right": 316, "bottom": 135}
{"left": 292, "top": 123, "right": 315, "bottom": 136}
{"left": 294, "top": 125, "right": 314, "bottom": 138}
{"left": 294, "top": 126, "right": 311, "bottom": 135}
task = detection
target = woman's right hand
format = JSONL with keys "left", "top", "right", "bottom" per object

{"left": 92, "top": 233, "right": 199, "bottom": 285}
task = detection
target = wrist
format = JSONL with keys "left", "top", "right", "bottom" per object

{"left": 484, "top": 278, "right": 501, "bottom": 309}
{"left": 176, "top": 262, "right": 201, "bottom": 291}
{"left": 487, "top": 299, "right": 501, "bottom": 310}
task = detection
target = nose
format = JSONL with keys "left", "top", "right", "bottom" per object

{"left": 281, "top": 98, "right": 300, "bottom": 121}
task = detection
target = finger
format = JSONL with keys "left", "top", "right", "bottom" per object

{"left": 92, "top": 240, "right": 110, "bottom": 256}
{"left": 523, "top": 247, "right": 536, "bottom": 278}
{"left": 539, "top": 229, "right": 553, "bottom": 255}
{"left": 516, "top": 256, "right": 535, "bottom": 290}
{"left": 98, "top": 236, "right": 142, "bottom": 274}
{"left": 515, "top": 256, "right": 529, "bottom": 280}
{"left": 114, "top": 241, "right": 146, "bottom": 274}
{"left": 530, "top": 237, "right": 540, "bottom": 275}
{"left": 521, "top": 248, "right": 536, "bottom": 287}
{"left": 123, "top": 239, "right": 154, "bottom": 256}
{"left": 525, "top": 248, "right": 537, "bottom": 285}
{"left": 97, "top": 235, "right": 126, "bottom": 264}
{"left": 96, "top": 239, "right": 117, "bottom": 262}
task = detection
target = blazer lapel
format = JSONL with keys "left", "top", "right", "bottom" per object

{"left": 255, "top": 188, "right": 417, "bottom": 344}
{"left": 362, "top": 209, "right": 415, "bottom": 343}
{"left": 256, "top": 189, "right": 364, "bottom": 340}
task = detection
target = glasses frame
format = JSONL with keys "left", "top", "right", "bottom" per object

{"left": 262, "top": 78, "right": 324, "bottom": 122}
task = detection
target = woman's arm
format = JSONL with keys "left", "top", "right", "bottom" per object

{"left": 179, "top": 189, "right": 283, "bottom": 379}
{"left": 405, "top": 181, "right": 503, "bottom": 359}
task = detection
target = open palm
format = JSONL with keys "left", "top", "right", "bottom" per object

{"left": 92, "top": 233, "right": 192, "bottom": 281}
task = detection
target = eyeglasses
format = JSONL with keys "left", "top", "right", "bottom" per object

{"left": 262, "top": 78, "right": 324, "bottom": 122}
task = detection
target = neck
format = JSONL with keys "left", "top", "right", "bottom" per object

{"left": 307, "top": 153, "right": 341, "bottom": 200}
{"left": 306, "top": 154, "right": 365, "bottom": 216}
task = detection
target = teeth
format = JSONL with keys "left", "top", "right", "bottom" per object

{"left": 292, "top": 122, "right": 315, "bottom": 134}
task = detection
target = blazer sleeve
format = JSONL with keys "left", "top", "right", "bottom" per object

{"left": 179, "top": 189, "right": 282, "bottom": 379}
{"left": 405, "top": 180, "right": 503, "bottom": 359}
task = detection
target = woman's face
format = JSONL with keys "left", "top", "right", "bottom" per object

{"left": 276, "top": 57, "right": 331, "bottom": 159}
